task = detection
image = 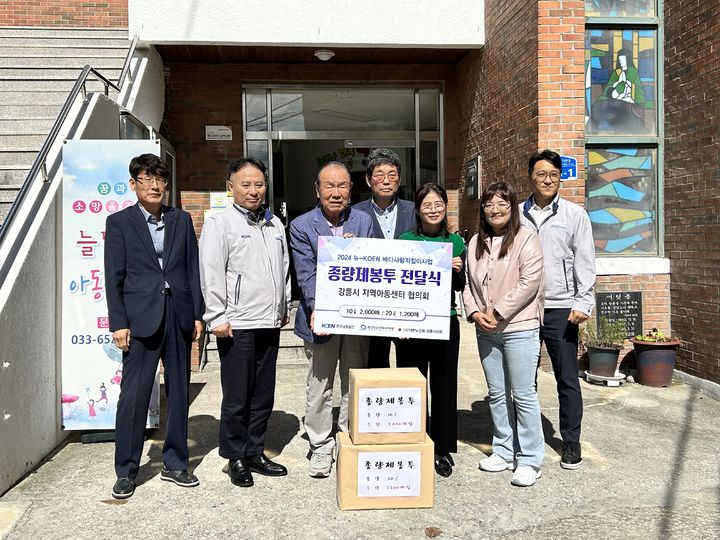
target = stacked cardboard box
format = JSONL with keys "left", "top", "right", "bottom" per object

{"left": 336, "top": 368, "right": 434, "bottom": 510}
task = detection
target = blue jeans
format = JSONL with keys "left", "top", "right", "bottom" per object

{"left": 477, "top": 328, "right": 545, "bottom": 469}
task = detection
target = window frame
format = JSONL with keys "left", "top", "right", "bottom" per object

{"left": 585, "top": 2, "right": 665, "bottom": 259}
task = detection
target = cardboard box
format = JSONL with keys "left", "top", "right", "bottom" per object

{"left": 336, "top": 432, "right": 434, "bottom": 510}
{"left": 349, "top": 367, "right": 427, "bottom": 445}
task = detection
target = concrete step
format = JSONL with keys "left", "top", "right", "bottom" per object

{"left": 0, "top": 36, "right": 129, "bottom": 49}
{"left": 0, "top": 68, "right": 123, "bottom": 80}
{"left": 0, "top": 57, "right": 127, "bottom": 69}
{"left": 0, "top": 152, "right": 36, "bottom": 168}
{"left": 0, "top": 134, "right": 46, "bottom": 152}
{"left": 0, "top": 104, "right": 58, "bottom": 119}
{"left": 0, "top": 79, "right": 117, "bottom": 94}
{"left": 0, "top": 169, "right": 28, "bottom": 186}
{"left": 0, "top": 28, "right": 128, "bottom": 39}
{"left": 0, "top": 119, "right": 55, "bottom": 134}
{"left": 0, "top": 83, "right": 117, "bottom": 103}
{"left": 0, "top": 185, "right": 21, "bottom": 223}
{"left": 0, "top": 47, "right": 129, "bottom": 58}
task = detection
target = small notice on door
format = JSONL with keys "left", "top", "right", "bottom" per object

{"left": 205, "top": 125, "right": 232, "bottom": 141}
{"left": 358, "top": 387, "right": 422, "bottom": 433}
{"left": 357, "top": 451, "right": 421, "bottom": 497}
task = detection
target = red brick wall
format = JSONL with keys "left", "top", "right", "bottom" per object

{"left": 664, "top": 0, "right": 720, "bottom": 383}
{"left": 456, "top": 0, "right": 539, "bottom": 235}
{"left": 537, "top": 0, "right": 585, "bottom": 206}
{"left": 0, "top": 0, "right": 127, "bottom": 27}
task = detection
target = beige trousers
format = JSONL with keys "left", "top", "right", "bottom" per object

{"left": 303, "top": 335, "right": 369, "bottom": 454}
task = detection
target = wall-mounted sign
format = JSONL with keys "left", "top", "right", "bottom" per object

{"left": 205, "top": 125, "right": 232, "bottom": 141}
{"left": 209, "top": 190, "right": 233, "bottom": 209}
{"left": 561, "top": 155, "right": 577, "bottom": 180}
{"left": 596, "top": 291, "right": 643, "bottom": 338}
{"left": 465, "top": 155, "right": 481, "bottom": 199}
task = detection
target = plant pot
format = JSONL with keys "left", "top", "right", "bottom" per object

{"left": 587, "top": 345, "right": 621, "bottom": 378}
{"left": 629, "top": 338, "right": 682, "bottom": 387}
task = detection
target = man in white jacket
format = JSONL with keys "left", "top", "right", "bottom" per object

{"left": 200, "top": 157, "right": 291, "bottom": 488}
{"left": 520, "top": 149, "right": 596, "bottom": 471}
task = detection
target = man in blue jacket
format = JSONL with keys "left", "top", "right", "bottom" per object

{"left": 520, "top": 149, "right": 596, "bottom": 470}
{"left": 289, "top": 161, "right": 373, "bottom": 478}
{"left": 353, "top": 148, "right": 415, "bottom": 368}
{"left": 105, "top": 154, "right": 204, "bottom": 499}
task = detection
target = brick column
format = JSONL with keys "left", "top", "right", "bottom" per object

{"left": 537, "top": 0, "right": 585, "bottom": 205}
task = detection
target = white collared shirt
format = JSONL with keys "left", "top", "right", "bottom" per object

{"left": 528, "top": 194, "right": 560, "bottom": 228}
{"left": 370, "top": 197, "right": 398, "bottom": 239}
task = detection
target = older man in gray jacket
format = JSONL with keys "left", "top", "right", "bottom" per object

{"left": 520, "top": 149, "right": 596, "bottom": 471}
{"left": 200, "top": 157, "right": 291, "bottom": 488}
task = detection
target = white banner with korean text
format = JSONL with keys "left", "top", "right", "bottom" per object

{"left": 61, "top": 140, "right": 160, "bottom": 431}
{"left": 314, "top": 237, "right": 452, "bottom": 340}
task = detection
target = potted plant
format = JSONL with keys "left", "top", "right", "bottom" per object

{"left": 583, "top": 317, "right": 627, "bottom": 378}
{"left": 629, "top": 328, "right": 682, "bottom": 387}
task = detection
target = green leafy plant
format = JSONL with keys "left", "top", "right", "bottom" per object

{"left": 633, "top": 327, "right": 679, "bottom": 343}
{"left": 583, "top": 317, "right": 627, "bottom": 349}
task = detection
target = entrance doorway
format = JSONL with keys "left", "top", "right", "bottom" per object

{"left": 242, "top": 86, "right": 442, "bottom": 223}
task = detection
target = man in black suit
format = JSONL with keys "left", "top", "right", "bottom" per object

{"left": 353, "top": 148, "right": 416, "bottom": 368}
{"left": 105, "top": 154, "right": 204, "bottom": 499}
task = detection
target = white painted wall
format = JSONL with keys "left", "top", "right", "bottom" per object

{"left": 0, "top": 95, "right": 122, "bottom": 496}
{"left": 119, "top": 46, "right": 165, "bottom": 130}
{"left": 129, "top": 0, "right": 485, "bottom": 48}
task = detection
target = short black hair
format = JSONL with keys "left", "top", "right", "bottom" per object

{"left": 366, "top": 148, "right": 401, "bottom": 178}
{"left": 227, "top": 157, "right": 267, "bottom": 181}
{"left": 129, "top": 154, "right": 169, "bottom": 181}
{"left": 528, "top": 149, "right": 562, "bottom": 175}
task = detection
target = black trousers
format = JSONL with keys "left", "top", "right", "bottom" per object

{"left": 367, "top": 336, "right": 402, "bottom": 369}
{"left": 115, "top": 295, "right": 191, "bottom": 479}
{"left": 540, "top": 308, "right": 583, "bottom": 443}
{"left": 217, "top": 328, "right": 280, "bottom": 459}
{"left": 395, "top": 316, "right": 460, "bottom": 456}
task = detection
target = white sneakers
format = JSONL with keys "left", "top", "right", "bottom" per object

{"left": 478, "top": 453, "right": 515, "bottom": 472}
{"left": 308, "top": 452, "right": 333, "bottom": 478}
{"left": 511, "top": 465, "right": 542, "bottom": 487}
{"left": 479, "top": 454, "right": 542, "bottom": 487}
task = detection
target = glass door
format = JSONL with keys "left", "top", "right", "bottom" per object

{"left": 242, "top": 86, "right": 442, "bottom": 222}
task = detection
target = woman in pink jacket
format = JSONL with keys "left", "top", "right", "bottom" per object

{"left": 463, "top": 181, "right": 546, "bottom": 487}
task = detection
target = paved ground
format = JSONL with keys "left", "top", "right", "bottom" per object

{"left": 1, "top": 322, "right": 719, "bottom": 539}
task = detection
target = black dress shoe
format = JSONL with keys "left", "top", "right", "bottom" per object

{"left": 434, "top": 456, "right": 452, "bottom": 478}
{"left": 112, "top": 477, "right": 135, "bottom": 499}
{"left": 228, "top": 459, "right": 254, "bottom": 487}
{"left": 160, "top": 467, "right": 200, "bottom": 487}
{"left": 246, "top": 453, "right": 288, "bottom": 477}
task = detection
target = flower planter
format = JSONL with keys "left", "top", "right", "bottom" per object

{"left": 629, "top": 338, "right": 682, "bottom": 387}
{"left": 587, "top": 345, "right": 621, "bottom": 378}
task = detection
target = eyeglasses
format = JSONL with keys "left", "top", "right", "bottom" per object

{"left": 134, "top": 176, "right": 168, "bottom": 186}
{"left": 482, "top": 202, "right": 511, "bottom": 212}
{"left": 371, "top": 172, "right": 400, "bottom": 183}
{"left": 533, "top": 171, "right": 561, "bottom": 182}
{"left": 420, "top": 203, "right": 445, "bottom": 213}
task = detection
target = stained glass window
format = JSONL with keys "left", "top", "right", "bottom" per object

{"left": 586, "top": 147, "right": 657, "bottom": 254}
{"left": 585, "top": 29, "right": 657, "bottom": 135}
{"left": 585, "top": 0, "right": 655, "bottom": 17}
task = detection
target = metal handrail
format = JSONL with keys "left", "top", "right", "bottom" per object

{"left": 0, "top": 34, "right": 139, "bottom": 243}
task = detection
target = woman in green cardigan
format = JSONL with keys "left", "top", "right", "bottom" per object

{"left": 397, "top": 183, "right": 466, "bottom": 477}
